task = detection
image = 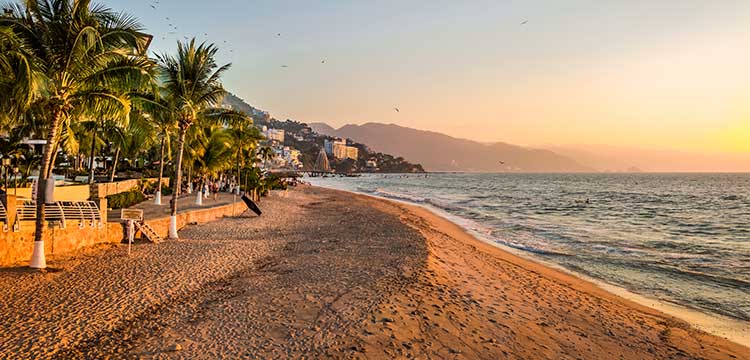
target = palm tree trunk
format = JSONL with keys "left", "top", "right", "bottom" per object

{"left": 157, "top": 138, "right": 165, "bottom": 194}
{"left": 109, "top": 146, "right": 120, "bottom": 182}
{"left": 187, "top": 164, "right": 193, "bottom": 193}
{"left": 88, "top": 131, "right": 97, "bottom": 185}
{"left": 31, "top": 106, "right": 64, "bottom": 268}
{"left": 236, "top": 147, "right": 241, "bottom": 190}
{"left": 169, "top": 125, "right": 187, "bottom": 239}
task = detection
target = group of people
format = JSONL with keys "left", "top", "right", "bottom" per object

{"left": 185, "top": 178, "right": 240, "bottom": 200}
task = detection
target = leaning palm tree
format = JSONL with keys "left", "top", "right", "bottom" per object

{"left": 1, "top": 0, "right": 154, "bottom": 268}
{"left": 156, "top": 39, "right": 242, "bottom": 239}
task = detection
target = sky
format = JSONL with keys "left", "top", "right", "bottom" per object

{"left": 114, "top": 0, "right": 749, "bottom": 155}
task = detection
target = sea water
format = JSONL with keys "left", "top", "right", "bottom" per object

{"left": 309, "top": 173, "right": 750, "bottom": 322}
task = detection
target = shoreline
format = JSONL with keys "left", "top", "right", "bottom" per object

{"left": 2, "top": 186, "right": 747, "bottom": 358}
{"left": 318, "top": 185, "right": 750, "bottom": 348}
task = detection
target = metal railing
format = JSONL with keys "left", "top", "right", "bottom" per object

{"left": 13, "top": 201, "right": 102, "bottom": 231}
{"left": 0, "top": 201, "right": 7, "bottom": 232}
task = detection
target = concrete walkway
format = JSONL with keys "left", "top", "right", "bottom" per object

{"left": 107, "top": 192, "right": 242, "bottom": 223}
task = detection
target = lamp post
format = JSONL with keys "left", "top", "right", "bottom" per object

{"left": 2, "top": 158, "right": 10, "bottom": 191}
{"left": 12, "top": 166, "right": 18, "bottom": 196}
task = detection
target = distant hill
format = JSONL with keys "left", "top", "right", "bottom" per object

{"left": 309, "top": 123, "right": 336, "bottom": 136}
{"left": 309, "top": 122, "right": 590, "bottom": 172}
{"left": 544, "top": 144, "right": 750, "bottom": 172}
{"left": 222, "top": 92, "right": 270, "bottom": 123}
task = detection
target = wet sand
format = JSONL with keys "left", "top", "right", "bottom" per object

{"left": 0, "top": 186, "right": 747, "bottom": 359}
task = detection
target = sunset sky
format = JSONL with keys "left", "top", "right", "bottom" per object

{"left": 117, "top": 0, "right": 749, "bottom": 154}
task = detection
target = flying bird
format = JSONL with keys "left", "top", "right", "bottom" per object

{"left": 281, "top": 65, "right": 288, "bottom": 68}
{"left": 393, "top": 107, "right": 400, "bottom": 113}
{"left": 499, "top": 161, "right": 505, "bottom": 165}
{"left": 321, "top": 60, "right": 326, "bottom": 64}
{"left": 521, "top": 20, "right": 528, "bottom": 25}
{"left": 277, "top": 33, "right": 281, "bottom": 36}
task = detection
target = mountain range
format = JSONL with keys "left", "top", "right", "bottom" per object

{"left": 310, "top": 122, "right": 591, "bottom": 172}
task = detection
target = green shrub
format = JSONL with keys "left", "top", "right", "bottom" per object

{"left": 107, "top": 187, "right": 146, "bottom": 209}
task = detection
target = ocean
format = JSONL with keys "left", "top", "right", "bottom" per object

{"left": 308, "top": 173, "right": 750, "bottom": 322}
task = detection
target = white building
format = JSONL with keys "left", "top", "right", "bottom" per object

{"left": 324, "top": 138, "right": 358, "bottom": 161}
{"left": 333, "top": 143, "right": 358, "bottom": 161}
{"left": 264, "top": 128, "right": 285, "bottom": 142}
{"left": 324, "top": 138, "right": 346, "bottom": 155}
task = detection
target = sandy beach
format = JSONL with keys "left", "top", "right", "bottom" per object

{"left": 0, "top": 186, "right": 747, "bottom": 359}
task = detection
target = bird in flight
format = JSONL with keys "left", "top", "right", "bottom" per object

{"left": 521, "top": 20, "right": 528, "bottom": 25}
{"left": 277, "top": 33, "right": 281, "bottom": 36}
{"left": 393, "top": 107, "right": 400, "bottom": 113}
{"left": 321, "top": 60, "right": 326, "bottom": 64}
{"left": 499, "top": 161, "right": 505, "bottom": 165}
{"left": 281, "top": 65, "right": 288, "bottom": 68}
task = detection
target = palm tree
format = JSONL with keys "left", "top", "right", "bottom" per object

{"left": 156, "top": 39, "right": 241, "bottom": 239}
{"left": 191, "top": 125, "right": 233, "bottom": 195}
{"left": 259, "top": 146, "right": 275, "bottom": 169}
{"left": 227, "top": 118, "right": 263, "bottom": 188}
{"left": 150, "top": 107, "right": 173, "bottom": 205}
{"left": 0, "top": 24, "right": 38, "bottom": 128}
{"left": 1, "top": 0, "right": 154, "bottom": 268}
{"left": 110, "top": 110, "right": 155, "bottom": 181}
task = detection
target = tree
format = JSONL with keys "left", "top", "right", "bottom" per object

{"left": 155, "top": 39, "right": 241, "bottom": 239}
{"left": 258, "top": 146, "right": 274, "bottom": 169}
{"left": 190, "top": 125, "right": 233, "bottom": 185}
{"left": 1, "top": 0, "right": 154, "bottom": 268}
{"left": 227, "top": 118, "right": 263, "bottom": 186}
{"left": 0, "top": 23, "right": 38, "bottom": 128}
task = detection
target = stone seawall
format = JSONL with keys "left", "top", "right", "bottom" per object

{"left": 0, "top": 222, "right": 125, "bottom": 267}
{"left": 0, "top": 199, "right": 246, "bottom": 267}
{"left": 141, "top": 202, "right": 244, "bottom": 239}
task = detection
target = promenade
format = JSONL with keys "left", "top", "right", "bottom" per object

{"left": 107, "top": 192, "right": 241, "bottom": 223}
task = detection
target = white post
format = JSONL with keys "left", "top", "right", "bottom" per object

{"left": 30, "top": 180, "right": 46, "bottom": 269}
{"left": 195, "top": 190, "right": 203, "bottom": 205}
{"left": 127, "top": 220, "right": 134, "bottom": 256}
{"left": 29, "top": 241, "right": 46, "bottom": 269}
{"left": 169, "top": 215, "right": 178, "bottom": 239}
{"left": 154, "top": 190, "right": 162, "bottom": 205}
